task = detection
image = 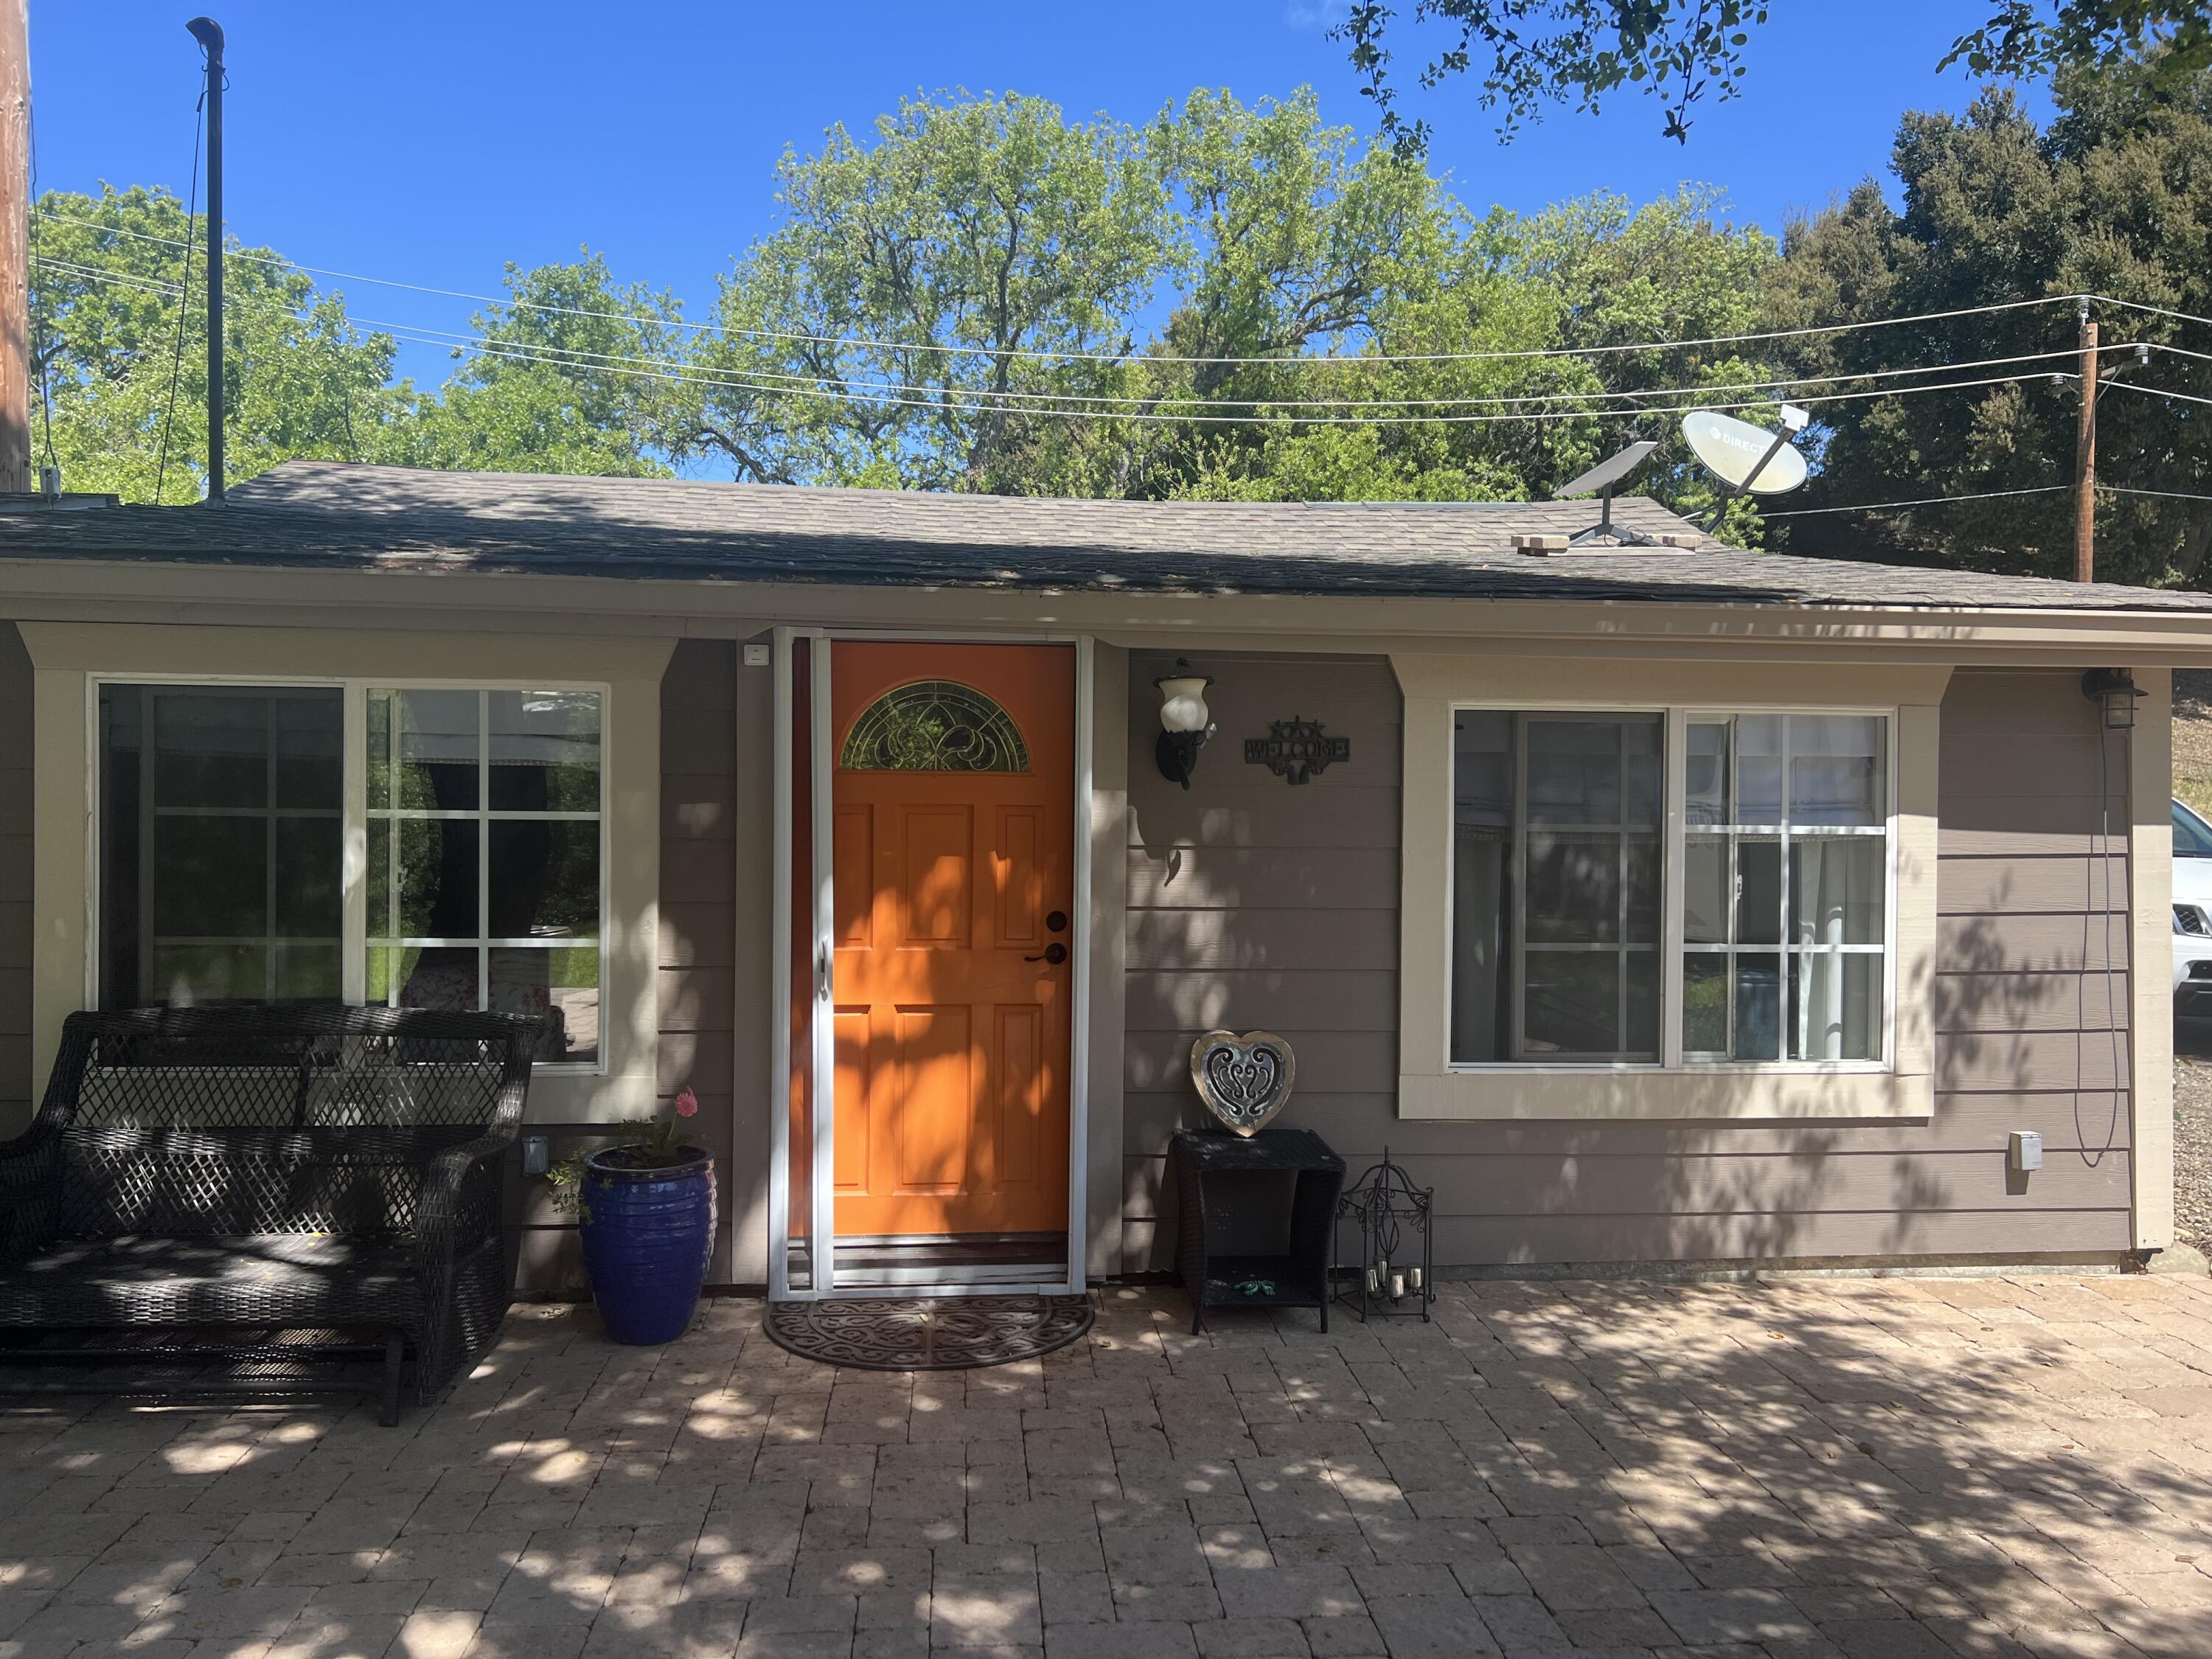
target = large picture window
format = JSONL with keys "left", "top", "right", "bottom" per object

{"left": 96, "top": 680, "right": 606, "bottom": 1068}
{"left": 1450, "top": 706, "right": 1891, "bottom": 1070}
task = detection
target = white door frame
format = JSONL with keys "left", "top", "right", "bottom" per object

{"left": 768, "top": 627, "right": 1093, "bottom": 1301}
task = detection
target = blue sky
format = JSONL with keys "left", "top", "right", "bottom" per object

{"left": 32, "top": 1, "right": 2017, "bottom": 393}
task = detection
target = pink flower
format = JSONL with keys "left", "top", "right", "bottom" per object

{"left": 674, "top": 1088, "right": 699, "bottom": 1119}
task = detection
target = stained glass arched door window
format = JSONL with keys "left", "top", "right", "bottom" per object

{"left": 840, "top": 679, "right": 1032, "bottom": 773}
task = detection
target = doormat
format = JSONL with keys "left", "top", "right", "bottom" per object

{"left": 764, "top": 1293, "right": 1093, "bottom": 1371}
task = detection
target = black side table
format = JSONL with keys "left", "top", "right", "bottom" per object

{"left": 1168, "top": 1127, "right": 1346, "bottom": 1335}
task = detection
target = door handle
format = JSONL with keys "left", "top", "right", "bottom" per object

{"left": 1026, "top": 943, "right": 1069, "bottom": 965}
{"left": 817, "top": 943, "right": 832, "bottom": 1001}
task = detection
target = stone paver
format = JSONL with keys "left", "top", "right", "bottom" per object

{"left": 3, "top": 1277, "right": 2212, "bottom": 1655}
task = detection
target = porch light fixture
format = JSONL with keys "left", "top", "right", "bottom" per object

{"left": 1155, "top": 658, "right": 1216, "bottom": 790}
{"left": 2081, "top": 668, "right": 2144, "bottom": 730}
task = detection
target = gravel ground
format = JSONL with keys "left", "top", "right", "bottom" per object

{"left": 2180, "top": 1046, "right": 2212, "bottom": 1254}
{"left": 2175, "top": 688, "right": 2212, "bottom": 1250}
{"left": 2177, "top": 669, "right": 2212, "bottom": 816}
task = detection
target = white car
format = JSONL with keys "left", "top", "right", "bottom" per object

{"left": 2175, "top": 799, "right": 2212, "bottom": 1015}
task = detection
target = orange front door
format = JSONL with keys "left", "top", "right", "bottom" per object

{"left": 830, "top": 643, "right": 1074, "bottom": 1239}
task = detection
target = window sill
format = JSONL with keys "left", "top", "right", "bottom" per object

{"left": 1399, "top": 1067, "right": 1930, "bottom": 1121}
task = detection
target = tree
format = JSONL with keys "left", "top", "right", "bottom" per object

{"left": 32, "top": 184, "right": 405, "bottom": 502}
{"left": 1155, "top": 185, "right": 1783, "bottom": 535}
{"left": 1767, "top": 65, "right": 2212, "bottom": 585}
{"left": 675, "top": 92, "right": 1169, "bottom": 491}
{"left": 1330, "top": 0, "right": 2212, "bottom": 147}
{"left": 376, "top": 252, "right": 683, "bottom": 479}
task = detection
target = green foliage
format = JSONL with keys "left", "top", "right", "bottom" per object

{"left": 1945, "top": 0, "right": 2212, "bottom": 86}
{"left": 1767, "top": 65, "right": 2212, "bottom": 584}
{"left": 675, "top": 91, "right": 1168, "bottom": 490}
{"left": 374, "top": 253, "right": 684, "bottom": 479}
{"left": 32, "top": 192, "right": 684, "bottom": 498}
{"left": 38, "top": 94, "right": 1798, "bottom": 537}
{"left": 1335, "top": 0, "right": 1770, "bottom": 147}
{"left": 33, "top": 184, "right": 406, "bottom": 502}
{"left": 1330, "top": 0, "right": 2212, "bottom": 146}
{"left": 667, "top": 88, "right": 1784, "bottom": 526}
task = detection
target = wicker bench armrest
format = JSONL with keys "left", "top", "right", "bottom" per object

{"left": 0, "top": 1119, "right": 61, "bottom": 1261}
{"left": 412, "top": 1129, "right": 515, "bottom": 1394}
{"left": 416, "top": 1131, "right": 514, "bottom": 1265}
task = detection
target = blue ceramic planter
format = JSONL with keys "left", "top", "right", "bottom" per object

{"left": 578, "top": 1146, "right": 715, "bottom": 1345}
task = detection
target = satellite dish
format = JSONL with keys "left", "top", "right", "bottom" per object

{"left": 1555, "top": 439, "right": 1659, "bottom": 501}
{"left": 1682, "top": 410, "right": 1809, "bottom": 495}
{"left": 1551, "top": 439, "right": 1669, "bottom": 549}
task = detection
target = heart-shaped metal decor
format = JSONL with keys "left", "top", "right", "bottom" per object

{"left": 1189, "top": 1029, "right": 1296, "bottom": 1137}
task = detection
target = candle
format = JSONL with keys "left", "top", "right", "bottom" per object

{"left": 1389, "top": 1272, "right": 1405, "bottom": 1301}
{"left": 1364, "top": 1265, "right": 1380, "bottom": 1294}
{"left": 1408, "top": 1267, "right": 1424, "bottom": 1293}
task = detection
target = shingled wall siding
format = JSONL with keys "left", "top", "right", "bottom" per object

{"left": 1931, "top": 669, "right": 2133, "bottom": 1254}
{"left": 0, "top": 624, "right": 28, "bottom": 1138}
{"left": 1121, "top": 652, "right": 2135, "bottom": 1273}
{"left": 514, "top": 639, "right": 743, "bottom": 1294}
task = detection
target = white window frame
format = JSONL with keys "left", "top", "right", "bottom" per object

{"left": 86, "top": 672, "right": 613, "bottom": 1078}
{"left": 1442, "top": 700, "right": 1898, "bottom": 1078}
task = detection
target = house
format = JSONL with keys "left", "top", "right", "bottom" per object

{"left": 0, "top": 459, "right": 2200, "bottom": 1297}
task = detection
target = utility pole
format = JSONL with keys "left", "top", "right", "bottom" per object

{"left": 186, "top": 17, "right": 223, "bottom": 501}
{"left": 2075, "top": 310, "right": 2098, "bottom": 584}
{"left": 0, "top": 0, "right": 31, "bottom": 495}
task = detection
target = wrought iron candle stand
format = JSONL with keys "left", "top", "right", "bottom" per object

{"left": 1332, "top": 1147, "right": 1435, "bottom": 1322}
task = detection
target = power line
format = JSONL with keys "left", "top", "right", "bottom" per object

{"left": 2104, "top": 378, "right": 2212, "bottom": 411}
{"left": 2086, "top": 294, "right": 2212, "bottom": 333}
{"left": 33, "top": 207, "right": 2108, "bottom": 369}
{"left": 31, "top": 253, "right": 2115, "bottom": 424}
{"left": 27, "top": 100, "right": 53, "bottom": 473}
{"left": 326, "top": 302, "right": 2093, "bottom": 415}
{"left": 153, "top": 86, "right": 204, "bottom": 507}
{"left": 1763, "top": 484, "right": 2071, "bottom": 518}
{"left": 1765, "top": 481, "right": 2212, "bottom": 518}
{"left": 33, "top": 256, "right": 183, "bottom": 297}
{"left": 411, "top": 335, "right": 2080, "bottom": 428}
{"left": 2104, "top": 484, "right": 2212, "bottom": 506}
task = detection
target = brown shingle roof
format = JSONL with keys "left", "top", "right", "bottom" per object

{"left": 0, "top": 460, "right": 2202, "bottom": 613}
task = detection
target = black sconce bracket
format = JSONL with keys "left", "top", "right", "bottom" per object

{"left": 1157, "top": 726, "right": 1214, "bottom": 790}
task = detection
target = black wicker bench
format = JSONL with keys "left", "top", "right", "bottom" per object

{"left": 0, "top": 1005, "right": 540, "bottom": 1424}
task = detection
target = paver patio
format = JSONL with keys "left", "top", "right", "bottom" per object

{"left": 6, "top": 1274, "right": 2212, "bottom": 1658}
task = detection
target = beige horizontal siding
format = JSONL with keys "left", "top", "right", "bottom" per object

{"left": 1121, "top": 657, "right": 2138, "bottom": 1276}
{"left": 1929, "top": 669, "right": 2133, "bottom": 1256}
{"left": 1938, "top": 856, "right": 2126, "bottom": 916}
{"left": 1121, "top": 1147, "right": 2130, "bottom": 1219}
{"left": 1121, "top": 1088, "right": 2130, "bottom": 1158}
{"left": 1934, "top": 972, "right": 2129, "bottom": 1032}
{"left": 1127, "top": 846, "right": 1400, "bottom": 910}
{"left": 515, "top": 639, "right": 740, "bottom": 1292}
{"left": 1128, "top": 909, "right": 1399, "bottom": 973}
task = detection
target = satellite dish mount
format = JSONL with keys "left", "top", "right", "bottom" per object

{"left": 1554, "top": 440, "right": 1666, "bottom": 548}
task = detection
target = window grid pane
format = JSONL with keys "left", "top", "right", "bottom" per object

{"left": 100, "top": 686, "right": 344, "bottom": 1009}
{"left": 365, "top": 686, "right": 605, "bottom": 1063}
{"left": 1680, "top": 714, "right": 1888, "bottom": 1064}
{"left": 1514, "top": 715, "right": 1663, "bottom": 1062}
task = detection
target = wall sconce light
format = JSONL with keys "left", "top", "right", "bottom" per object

{"left": 2081, "top": 668, "right": 2144, "bottom": 731}
{"left": 1155, "top": 658, "right": 1216, "bottom": 790}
